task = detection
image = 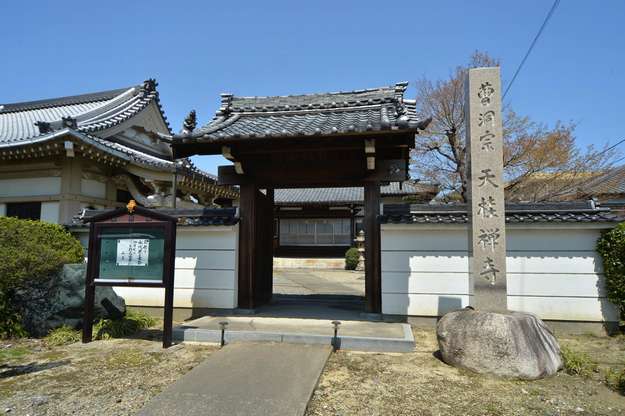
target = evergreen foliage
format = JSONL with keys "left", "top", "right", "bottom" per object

{"left": 345, "top": 247, "right": 360, "bottom": 270}
{"left": 596, "top": 223, "right": 625, "bottom": 321}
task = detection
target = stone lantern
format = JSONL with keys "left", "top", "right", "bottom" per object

{"left": 354, "top": 230, "right": 365, "bottom": 271}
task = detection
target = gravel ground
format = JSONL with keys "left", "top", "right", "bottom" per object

{"left": 306, "top": 329, "right": 625, "bottom": 416}
{"left": 0, "top": 335, "right": 217, "bottom": 415}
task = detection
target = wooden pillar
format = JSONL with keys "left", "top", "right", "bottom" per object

{"left": 265, "top": 189, "right": 274, "bottom": 302}
{"left": 364, "top": 182, "right": 382, "bottom": 313}
{"left": 238, "top": 183, "right": 257, "bottom": 309}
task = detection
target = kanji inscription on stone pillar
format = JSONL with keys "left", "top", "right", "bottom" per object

{"left": 466, "top": 67, "right": 507, "bottom": 312}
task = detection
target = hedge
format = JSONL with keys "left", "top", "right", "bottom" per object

{"left": 596, "top": 222, "right": 625, "bottom": 321}
{"left": 0, "top": 217, "right": 84, "bottom": 337}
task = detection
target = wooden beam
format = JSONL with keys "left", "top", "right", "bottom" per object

{"left": 364, "top": 182, "right": 382, "bottom": 314}
{"left": 217, "top": 159, "right": 407, "bottom": 187}
{"left": 222, "top": 145, "right": 244, "bottom": 174}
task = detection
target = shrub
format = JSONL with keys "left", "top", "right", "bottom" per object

{"left": 597, "top": 223, "right": 625, "bottom": 321}
{"left": 345, "top": 247, "right": 360, "bottom": 270}
{"left": 93, "top": 310, "right": 156, "bottom": 340}
{"left": 605, "top": 367, "right": 625, "bottom": 395}
{"left": 45, "top": 325, "right": 81, "bottom": 346}
{"left": 560, "top": 345, "right": 598, "bottom": 377}
{"left": 0, "top": 217, "right": 84, "bottom": 338}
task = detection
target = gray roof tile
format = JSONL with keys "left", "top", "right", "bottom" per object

{"left": 275, "top": 181, "right": 439, "bottom": 205}
{"left": 174, "top": 82, "right": 430, "bottom": 143}
{"left": 381, "top": 201, "right": 622, "bottom": 224}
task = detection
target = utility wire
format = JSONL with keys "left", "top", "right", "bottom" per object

{"left": 503, "top": 0, "right": 561, "bottom": 99}
{"left": 598, "top": 137, "right": 625, "bottom": 156}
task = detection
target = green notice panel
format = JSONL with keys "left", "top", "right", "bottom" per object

{"left": 97, "top": 227, "right": 166, "bottom": 283}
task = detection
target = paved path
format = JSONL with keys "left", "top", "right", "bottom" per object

{"left": 273, "top": 269, "right": 364, "bottom": 296}
{"left": 137, "top": 343, "right": 331, "bottom": 416}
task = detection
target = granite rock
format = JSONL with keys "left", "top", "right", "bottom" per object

{"left": 15, "top": 263, "right": 126, "bottom": 337}
{"left": 436, "top": 308, "right": 562, "bottom": 380}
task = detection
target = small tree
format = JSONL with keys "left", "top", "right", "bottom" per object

{"left": 410, "top": 51, "right": 615, "bottom": 202}
{"left": 596, "top": 223, "right": 625, "bottom": 321}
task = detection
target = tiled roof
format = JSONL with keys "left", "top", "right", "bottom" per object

{"left": 174, "top": 82, "right": 430, "bottom": 144}
{"left": 0, "top": 80, "right": 171, "bottom": 144}
{"left": 275, "top": 181, "right": 439, "bottom": 205}
{"left": 0, "top": 80, "right": 233, "bottom": 197}
{"left": 577, "top": 165, "right": 625, "bottom": 196}
{"left": 381, "top": 201, "right": 623, "bottom": 224}
{"left": 74, "top": 207, "right": 238, "bottom": 227}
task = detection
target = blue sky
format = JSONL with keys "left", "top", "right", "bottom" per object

{"left": 1, "top": 1, "right": 623, "bottom": 174}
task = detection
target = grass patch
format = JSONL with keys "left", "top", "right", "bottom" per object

{"left": 44, "top": 325, "right": 81, "bottom": 346}
{"left": 0, "top": 346, "right": 30, "bottom": 363}
{"left": 561, "top": 345, "right": 598, "bottom": 377}
{"left": 605, "top": 367, "right": 625, "bottom": 395}
{"left": 93, "top": 310, "right": 156, "bottom": 340}
{"left": 105, "top": 349, "right": 160, "bottom": 369}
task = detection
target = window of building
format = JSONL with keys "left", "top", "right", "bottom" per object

{"left": 6, "top": 202, "right": 42, "bottom": 220}
{"left": 279, "top": 218, "right": 351, "bottom": 246}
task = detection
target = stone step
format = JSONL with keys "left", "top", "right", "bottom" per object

{"left": 174, "top": 316, "right": 415, "bottom": 353}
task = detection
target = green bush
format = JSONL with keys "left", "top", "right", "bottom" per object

{"left": 93, "top": 310, "right": 156, "bottom": 340}
{"left": 560, "top": 345, "right": 598, "bottom": 377}
{"left": 0, "top": 217, "right": 84, "bottom": 338}
{"left": 345, "top": 247, "right": 360, "bottom": 270}
{"left": 596, "top": 223, "right": 625, "bottom": 321}
{"left": 45, "top": 325, "right": 81, "bottom": 346}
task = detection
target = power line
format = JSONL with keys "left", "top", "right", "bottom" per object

{"left": 503, "top": 0, "right": 561, "bottom": 99}
{"left": 600, "top": 137, "right": 625, "bottom": 156}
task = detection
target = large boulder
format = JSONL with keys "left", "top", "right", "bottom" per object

{"left": 437, "top": 308, "right": 562, "bottom": 380}
{"left": 15, "top": 263, "right": 126, "bottom": 337}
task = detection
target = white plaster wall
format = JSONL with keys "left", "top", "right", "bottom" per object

{"left": 0, "top": 177, "right": 61, "bottom": 197}
{"left": 381, "top": 224, "right": 619, "bottom": 322}
{"left": 40, "top": 202, "right": 60, "bottom": 223}
{"left": 112, "top": 226, "right": 239, "bottom": 309}
{"left": 80, "top": 179, "right": 107, "bottom": 199}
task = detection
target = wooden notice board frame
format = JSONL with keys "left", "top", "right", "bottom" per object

{"left": 82, "top": 201, "right": 177, "bottom": 348}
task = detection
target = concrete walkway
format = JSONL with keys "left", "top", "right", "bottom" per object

{"left": 137, "top": 343, "right": 331, "bottom": 416}
{"left": 273, "top": 268, "right": 365, "bottom": 297}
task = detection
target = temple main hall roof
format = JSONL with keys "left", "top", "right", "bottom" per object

{"left": 0, "top": 80, "right": 236, "bottom": 198}
{"left": 0, "top": 80, "right": 170, "bottom": 144}
{"left": 174, "top": 82, "right": 431, "bottom": 144}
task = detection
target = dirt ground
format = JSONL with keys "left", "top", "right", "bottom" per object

{"left": 306, "top": 329, "right": 625, "bottom": 416}
{"left": 1, "top": 327, "right": 624, "bottom": 416}
{"left": 0, "top": 335, "right": 216, "bottom": 415}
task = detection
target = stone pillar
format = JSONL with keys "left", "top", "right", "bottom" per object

{"left": 465, "top": 67, "right": 507, "bottom": 312}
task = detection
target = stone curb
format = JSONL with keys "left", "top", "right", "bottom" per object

{"left": 173, "top": 323, "right": 415, "bottom": 353}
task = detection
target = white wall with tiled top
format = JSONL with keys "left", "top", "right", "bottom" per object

{"left": 72, "top": 225, "right": 239, "bottom": 310}
{"left": 381, "top": 223, "right": 619, "bottom": 322}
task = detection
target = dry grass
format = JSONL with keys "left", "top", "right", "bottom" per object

{"left": 0, "top": 337, "right": 217, "bottom": 415}
{"left": 306, "top": 329, "right": 625, "bottom": 416}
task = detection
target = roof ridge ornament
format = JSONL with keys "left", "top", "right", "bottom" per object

{"left": 34, "top": 120, "right": 53, "bottom": 134}
{"left": 141, "top": 79, "right": 158, "bottom": 95}
{"left": 181, "top": 110, "right": 197, "bottom": 134}
{"left": 216, "top": 93, "right": 234, "bottom": 116}
{"left": 61, "top": 116, "right": 78, "bottom": 129}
